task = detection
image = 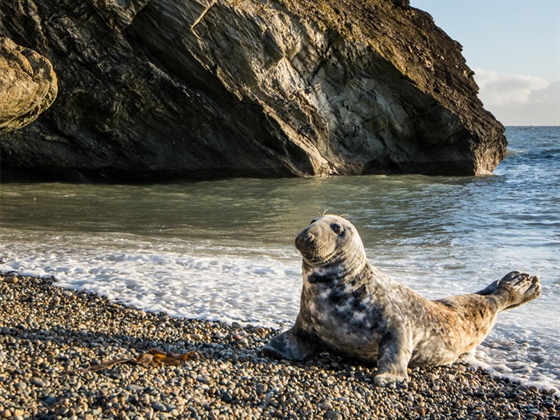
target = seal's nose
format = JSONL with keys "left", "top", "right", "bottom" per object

{"left": 295, "top": 228, "right": 314, "bottom": 251}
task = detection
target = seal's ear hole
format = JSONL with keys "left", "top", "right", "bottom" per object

{"left": 331, "top": 223, "right": 343, "bottom": 235}
{"left": 310, "top": 218, "right": 319, "bottom": 225}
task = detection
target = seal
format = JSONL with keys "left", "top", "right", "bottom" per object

{"left": 263, "top": 215, "right": 541, "bottom": 386}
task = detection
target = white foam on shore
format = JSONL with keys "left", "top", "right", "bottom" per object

{"left": 0, "top": 233, "right": 302, "bottom": 327}
{"left": 1, "top": 232, "right": 558, "bottom": 394}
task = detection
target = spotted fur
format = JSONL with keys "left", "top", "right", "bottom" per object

{"left": 263, "top": 215, "right": 541, "bottom": 386}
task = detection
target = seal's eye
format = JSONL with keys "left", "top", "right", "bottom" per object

{"left": 331, "top": 223, "right": 343, "bottom": 235}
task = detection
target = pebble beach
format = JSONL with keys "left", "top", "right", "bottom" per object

{"left": 0, "top": 275, "right": 558, "bottom": 419}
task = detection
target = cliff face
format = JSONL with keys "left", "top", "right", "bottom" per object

{"left": 0, "top": 0, "right": 506, "bottom": 181}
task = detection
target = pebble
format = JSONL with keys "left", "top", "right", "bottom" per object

{"left": 0, "top": 275, "right": 558, "bottom": 419}
{"left": 30, "top": 378, "right": 46, "bottom": 387}
{"left": 151, "top": 401, "right": 167, "bottom": 412}
{"left": 196, "top": 375, "right": 211, "bottom": 384}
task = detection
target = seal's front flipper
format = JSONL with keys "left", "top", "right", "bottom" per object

{"left": 262, "top": 328, "right": 317, "bottom": 361}
{"left": 476, "top": 271, "right": 541, "bottom": 312}
{"left": 374, "top": 331, "right": 411, "bottom": 386}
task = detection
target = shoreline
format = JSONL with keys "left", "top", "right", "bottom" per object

{"left": 1, "top": 275, "right": 558, "bottom": 419}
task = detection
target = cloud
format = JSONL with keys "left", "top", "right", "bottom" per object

{"left": 473, "top": 69, "right": 559, "bottom": 126}
{"left": 474, "top": 69, "right": 550, "bottom": 105}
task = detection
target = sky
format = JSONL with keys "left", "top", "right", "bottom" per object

{"left": 410, "top": 0, "right": 559, "bottom": 126}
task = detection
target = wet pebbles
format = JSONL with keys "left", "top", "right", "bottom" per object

{"left": 0, "top": 275, "right": 558, "bottom": 419}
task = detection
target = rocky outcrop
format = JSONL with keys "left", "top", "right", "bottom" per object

{"left": 0, "top": 37, "right": 57, "bottom": 134}
{"left": 0, "top": 0, "right": 505, "bottom": 181}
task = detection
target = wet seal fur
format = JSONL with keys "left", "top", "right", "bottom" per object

{"left": 263, "top": 215, "right": 541, "bottom": 386}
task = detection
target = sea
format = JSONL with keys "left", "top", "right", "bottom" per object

{"left": 1, "top": 126, "right": 558, "bottom": 393}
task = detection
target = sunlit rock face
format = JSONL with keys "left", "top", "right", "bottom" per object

{"left": 0, "top": 0, "right": 505, "bottom": 181}
{"left": 0, "top": 38, "right": 57, "bottom": 134}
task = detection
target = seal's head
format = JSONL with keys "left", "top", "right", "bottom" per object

{"left": 295, "top": 215, "right": 366, "bottom": 268}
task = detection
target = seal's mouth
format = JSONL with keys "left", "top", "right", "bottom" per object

{"left": 295, "top": 229, "right": 314, "bottom": 253}
{"left": 295, "top": 227, "right": 337, "bottom": 265}
{"left": 295, "top": 229, "right": 320, "bottom": 262}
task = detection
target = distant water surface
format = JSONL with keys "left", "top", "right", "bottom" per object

{"left": 1, "top": 126, "right": 558, "bottom": 392}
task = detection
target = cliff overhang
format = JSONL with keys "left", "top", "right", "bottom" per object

{"left": 0, "top": 0, "right": 506, "bottom": 181}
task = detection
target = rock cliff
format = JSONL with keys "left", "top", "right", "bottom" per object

{"left": 0, "top": 37, "right": 57, "bottom": 134}
{"left": 0, "top": 0, "right": 506, "bottom": 181}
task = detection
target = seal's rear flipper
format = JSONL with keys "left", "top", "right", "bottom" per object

{"left": 262, "top": 328, "right": 317, "bottom": 361}
{"left": 476, "top": 271, "right": 541, "bottom": 312}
